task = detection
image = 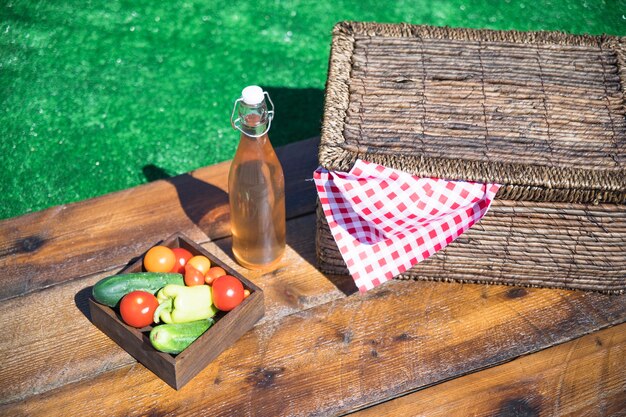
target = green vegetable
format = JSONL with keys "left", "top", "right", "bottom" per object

{"left": 92, "top": 272, "right": 184, "bottom": 307}
{"left": 150, "top": 319, "right": 214, "bottom": 354}
{"left": 153, "top": 284, "right": 217, "bottom": 324}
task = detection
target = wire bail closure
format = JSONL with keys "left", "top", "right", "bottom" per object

{"left": 230, "top": 92, "right": 274, "bottom": 138}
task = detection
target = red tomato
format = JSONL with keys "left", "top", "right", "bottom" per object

{"left": 184, "top": 264, "right": 206, "bottom": 286}
{"left": 170, "top": 247, "right": 193, "bottom": 273}
{"left": 120, "top": 291, "right": 159, "bottom": 328}
{"left": 144, "top": 245, "right": 176, "bottom": 273}
{"left": 205, "top": 266, "right": 227, "bottom": 285}
{"left": 211, "top": 275, "right": 245, "bottom": 311}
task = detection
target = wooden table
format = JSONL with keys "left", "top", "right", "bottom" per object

{"left": 1, "top": 137, "right": 624, "bottom": 416}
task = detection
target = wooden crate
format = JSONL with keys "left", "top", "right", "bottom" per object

{"left": 89, "top": 232, "right": 264, "bottom": 389}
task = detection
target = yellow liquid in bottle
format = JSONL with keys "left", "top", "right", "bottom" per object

{"left": 228, "top": 122, "right": 285, "bottom": 269}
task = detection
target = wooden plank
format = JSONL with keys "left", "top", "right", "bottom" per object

{"left": 0, "top": 214, "right": 346, "bottom": 405}
{"left": 2, "top": 134, "right": 624, "bottom": 416}
{"left": 2, "top": 245, "right": 625, "bottom": 415}
{"left": 0, "top": 137, "right": 320, "bottom": 301}
{"left": 352, "top": 323, "right": 626, "bottom": 417}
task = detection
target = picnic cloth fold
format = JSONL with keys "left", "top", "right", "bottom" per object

{"left": 314, "top": 160, "right": 501, "bottom": 292}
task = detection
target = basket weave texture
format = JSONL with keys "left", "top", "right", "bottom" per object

{"left": 319, "top": 21, "right": 626, "bottom": 204}
{"left": 317, "top": 22, "right": 626, "bottom": 293}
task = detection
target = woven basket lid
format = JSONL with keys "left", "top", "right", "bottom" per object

{"left": 319, "top": 22, "right": 626, "bottom": 204}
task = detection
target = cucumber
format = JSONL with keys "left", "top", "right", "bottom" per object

{"left": 92, "top": 272, "right": 184, "bottom": 307}
{"left": 150, "top": 319, "right": 214, "bottom": 354}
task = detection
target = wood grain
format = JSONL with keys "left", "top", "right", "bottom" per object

{"left": 1, "top": 242, "right": 625, "bottom": 415}
{"left": 0, "top": 137, "right": 319, "bottom": 301}
{"left": 1, "top": 136, "right": 624, "bottom": 416}
{"left": 352, "top": 322, "right": 626, "bottom": 417}
{"left": 0, "top": 214, "right": 345, "bottom": 405}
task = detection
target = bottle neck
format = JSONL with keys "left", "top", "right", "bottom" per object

{"left": 239, "top": 101, "right": 269, "bottom": 137}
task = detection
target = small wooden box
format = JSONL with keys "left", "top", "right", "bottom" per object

{"left": 88, "top": 232, "right": 264, "bottom": 389}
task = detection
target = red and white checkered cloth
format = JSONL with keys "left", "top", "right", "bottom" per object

{"left": 314, "top": 160, "right": 501, "bottom": 292}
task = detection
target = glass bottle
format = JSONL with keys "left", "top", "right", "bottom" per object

{"left": 229, "top": 86, "right": 285, "bottom": 269}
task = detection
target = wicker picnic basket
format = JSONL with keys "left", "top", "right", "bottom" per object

{"left": 316, "top": 22, "right": 626, "bottom": 293}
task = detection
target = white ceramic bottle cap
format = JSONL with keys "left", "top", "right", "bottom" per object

{"left": 241, "top": 85, "right": 264, "bottom": 105}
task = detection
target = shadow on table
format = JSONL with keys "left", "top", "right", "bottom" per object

{"left": 75, "top": 286, "right": 94, "bottom": 321}
{"left": 283, "top": 216, "right": 359, "bottom": 297}
{"left": 143, "top": 164, "right": 229, "bottom": 235}
{"left": 209, "top": 228, "right": 359, "bottom": 297}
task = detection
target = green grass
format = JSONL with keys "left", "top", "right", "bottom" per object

{"left": 1, "top": 0, "right": 624, "bottom": 220}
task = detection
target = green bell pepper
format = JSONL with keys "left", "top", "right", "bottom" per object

{"left": 153, "top": 284, "right": 218, "bottom": 324}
